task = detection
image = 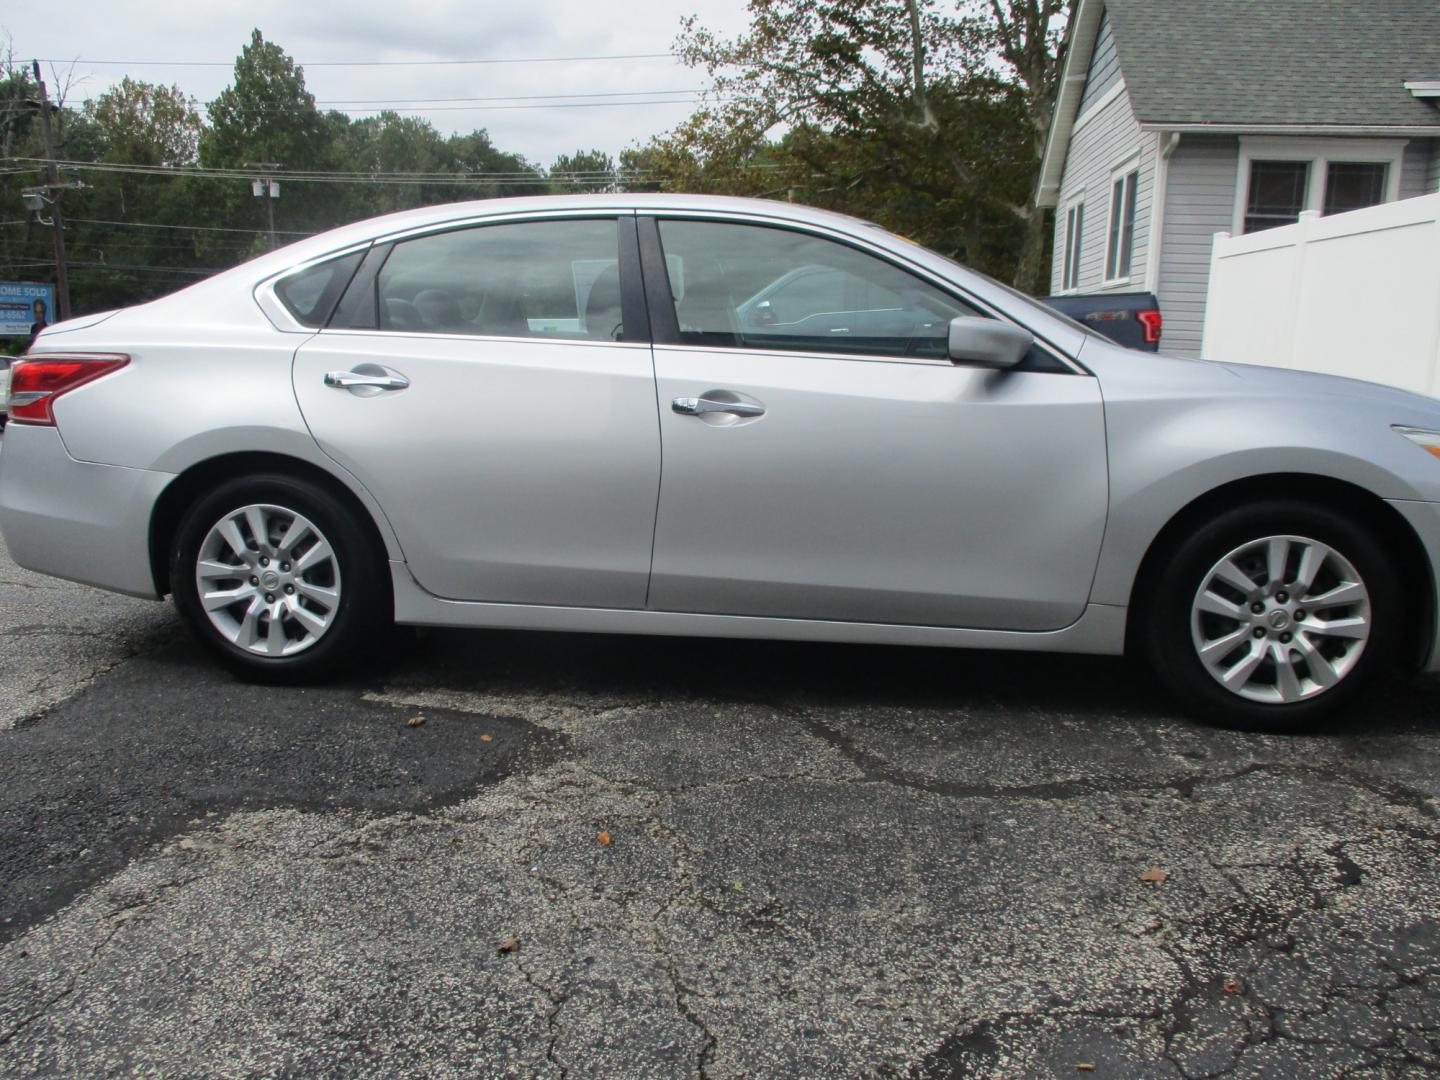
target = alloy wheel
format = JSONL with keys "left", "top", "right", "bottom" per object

{"left": 194, "top": 503, "right": 343, "bottom": 657}
{"left": 1189, "top": 534, "right": 1371, "bottom": 704}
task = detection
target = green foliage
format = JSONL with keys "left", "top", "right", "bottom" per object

{"left": 625, "top": 0, "right": 1070, "bottom": 290}
{"left": 0, "top": 33, "right": 552, "bottom": 319}
{"left": 0, "top": 6, "right": 1071, "bottom": 320}
{"left": 548, "top": 149, "right": 618, "bottom": 193}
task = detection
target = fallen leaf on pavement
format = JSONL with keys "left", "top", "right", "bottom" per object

{"left": 406, "top": 716, "right": 426, "bottom": 728}
{"left": 1075, "top": 1065, "right": 1096, "bottom": 1073}
{"left": 479, "top": 734, "right": 493, "bottom": 742}
{"left": 1140, "top": 866, "right": 1169, "bottom": 883}
{"left": 596, "top": 831, "right": 613, "bottom": 847}
{"left": 497, "top": 938, "right": 519, "bottom": 954}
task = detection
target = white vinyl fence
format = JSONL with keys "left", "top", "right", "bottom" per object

{"left": 1201, "top": 193, "right": 1440, "bottom": 396}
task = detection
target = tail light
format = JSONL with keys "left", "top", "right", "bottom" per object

{"left": 1137, "top": 309, "right": 1163, "bottom": 345}
{"left": 8, "top": 353, "right": 129, "bottom": 426}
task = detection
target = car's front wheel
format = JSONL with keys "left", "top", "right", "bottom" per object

{"left": 171, "top": 473, "right": 390, "bottom": 682}
{"left": 1144, "top": 500, "right": 1402, "bottom": 730}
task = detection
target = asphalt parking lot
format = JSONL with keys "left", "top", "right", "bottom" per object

{"left": 1, "top": 538, "right": 1438, "bottom": 1078}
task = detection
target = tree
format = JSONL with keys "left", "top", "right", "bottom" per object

{"left": 977, "top": 0, "right": 1070, "bottom": 290}
{"left": 85, "top": 78, "right": 202, "bottom": 166}
{"left": 202, "top": 30, "right": 339, "bottom": 237}
{"left": 548, "top": 149, "right": 618, "bottom": 193}
{"left": 629, "top": 0, "right": 1070, "bottom": 290}
{"left": 204, "top": 30, "right": 329, "bottom": 171}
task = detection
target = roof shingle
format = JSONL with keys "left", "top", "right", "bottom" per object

{"left": 1104, "top": 0, "right": 1440, "bottom": 128}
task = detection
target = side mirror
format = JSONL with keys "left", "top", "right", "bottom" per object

{"left": 947, "top": 316, "right": 1034, "bottom": 370}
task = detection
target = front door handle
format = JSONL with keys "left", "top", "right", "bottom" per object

{"left": 324, "top": 365, "right": 410, "bottom": 392}
{"left": 672, "top": 395, "right": 765, "bottom": 418}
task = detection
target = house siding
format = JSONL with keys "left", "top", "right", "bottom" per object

{"left": 1049, "top": 88, "right": 1159, "bottom": 295}
{"left": 1426, "top": 139, "right": 1440, "bottom": 194}
{"left": 1077, "top": 11, "right": 1120, "bottom": 115}
{"left": 1155, "top": 135, "right": 1240, "bottom": 358}
{"left": 1399, "top": 138, "right": 1433, "bottom": 200}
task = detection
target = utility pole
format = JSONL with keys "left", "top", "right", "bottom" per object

{"left": 32, "top": 61, "right": 71, "bottom": 321}
{"left": 246, "top": 164, "right": 282, "bottom": 251}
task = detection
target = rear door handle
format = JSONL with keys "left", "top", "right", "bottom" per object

{"left": 672, "top": 395, "right": 765, "bottom": 418}
{"left": 324, "top": 365, "right": 410, "bottom": 392}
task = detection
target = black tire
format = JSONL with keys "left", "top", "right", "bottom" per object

{"left": 170, "top": 472, "right": 391, "bottom": 683}
{"left": 1141, "top": 499, "right": 1403, "bottom": 731}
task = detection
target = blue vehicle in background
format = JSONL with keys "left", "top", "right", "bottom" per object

{"left": 1039, "top": 291, "right": 1163, "bottom": 352}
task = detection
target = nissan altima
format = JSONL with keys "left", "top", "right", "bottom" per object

{"left": 4, "top": 194, "right": 1440, "bottom": 730}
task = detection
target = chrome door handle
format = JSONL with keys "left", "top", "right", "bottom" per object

{"left": 324, "top": 369, "right": 410, "bottom": 391}
{"left": 672, "top": 395, "right": 765, "bottom": 418}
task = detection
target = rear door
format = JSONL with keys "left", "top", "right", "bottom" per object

{"left": 291, "top": 213, "right": 661, "bottom": 607}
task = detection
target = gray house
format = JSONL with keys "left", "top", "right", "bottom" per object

{"left": 1037, "top": 0, "right": 1440, "bottom": 356}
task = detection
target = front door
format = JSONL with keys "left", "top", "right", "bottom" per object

{"left": 292, "top": 215, "right": 660, "bottom": 607}
{"left": 643, "top": 217, "right": 1109, "bottom": 631}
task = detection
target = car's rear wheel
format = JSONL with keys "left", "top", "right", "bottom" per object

{"left": 1143, "top": 500, "right": 1402, "bottom": 730}
{"left": 171, "top": 474, "right": 389, "bottom": 682}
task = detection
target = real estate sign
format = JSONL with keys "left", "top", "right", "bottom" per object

{"left": 0, "top": 282, "right": 55, "bottom": 336}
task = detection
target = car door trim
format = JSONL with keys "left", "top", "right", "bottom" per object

{"left": 319, "top": 213, "right": 650, "bottom": 346}
{"left": 637, "top": 212, "right": 1087, "bottom": 375}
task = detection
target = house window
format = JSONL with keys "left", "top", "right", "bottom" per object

{"left": 1062, "top": 200, "right": 1084, "bottom": 291}
{"left": 1244, "top": 160, "right": 1310, "bottom": 233}
{"left": 1105, "top": 167, "right": 1138, "bottom": 281}
{"left": 1236, "top": 139, "right": 1405, "bottom": 234}
{"left": 1323, "top": 161, "right": 1388, "bottom": 216}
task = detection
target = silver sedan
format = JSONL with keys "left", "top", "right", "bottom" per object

{"left": 4, "top": 194, "right": 1440, "bottom": 729}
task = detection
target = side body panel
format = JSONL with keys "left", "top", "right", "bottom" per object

{"left": 648, "top": 348, "right": 1110, "bottom": 630}
{"left": 293, "top": 332, "right": 661, "bottom": 607}
{"left": 1085, "top": 340, "right": 1440, "bottom": 610}
{"left": 0, "top": 425, "right": 171, "bottom": 598}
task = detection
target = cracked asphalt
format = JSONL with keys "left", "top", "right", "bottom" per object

{"left": 1, "top": 539, "right": 1439, "bottom": 1077}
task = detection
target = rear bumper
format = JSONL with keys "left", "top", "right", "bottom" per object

{"left": 1386, "top": 498, "right": 1440, "bottom": 673}
{"left": 0, "top": 424, "right": 171, "bottom": 598}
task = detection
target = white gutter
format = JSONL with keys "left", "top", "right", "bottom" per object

{"left": 1036, "top": 0, "right": 1105, "bottom": 208}
{"left": 1137, "top": 122, "right": 1440, "bottom": 136}
{"left": 1142, "top": 131, "right": 1180, "bottom": 294}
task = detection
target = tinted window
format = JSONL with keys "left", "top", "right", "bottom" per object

{"left": 1244, "top": 161, "right": 1309, "bottom": 233}
{"left": 1324, "top": 161, "right": 1387, "bottom": 216}
{"left": 377, "top": 218, "right": 623, "bottom": 340}
{"left": 274, "top": 250, "right": 364, "bottom": 327}
{"left": 1062, "top": 202, "right": 1084, "bottom": 291}
{"left": 656, "top": 220, "right": 978, "bottom": 360}
{"left": 1105, "top": 169, "right": 1137, "bottom": 280}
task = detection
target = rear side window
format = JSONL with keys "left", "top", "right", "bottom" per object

{"left": 273, "top": 250, "right": 364, "bottom": 327}
{"left": 655, "top": 219, "right": 979, "bottom": 360}
{"left": 375, "top": 218, "right": 623, "bottom": 340}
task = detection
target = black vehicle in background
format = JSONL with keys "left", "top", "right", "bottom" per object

{"left": 1040, "top": 292, "right": 1162, "bottom": 352}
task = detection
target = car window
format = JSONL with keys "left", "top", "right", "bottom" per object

{"left": 376, "top": 218, "right": 624, "bottom": 341}
{"left": 656, "top": 220, "right": 980, "bottom": 359}
{"left": 274, "top": 250, "right": 364, "bottom": 328}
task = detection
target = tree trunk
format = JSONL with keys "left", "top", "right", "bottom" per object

{"left": 1012, "top": 201, "right": 1049, "bottom": 295}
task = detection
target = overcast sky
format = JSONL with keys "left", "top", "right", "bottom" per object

{"left": 4, "top": 0, "right": 753, "bottom": 167}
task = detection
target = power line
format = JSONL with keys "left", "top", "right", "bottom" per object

{"left": 1, "top": 259, "right": 221, "bottom": 275}
{"left": 339, "top": 98, "right": 703, "bottom": 113}
{"left": 4, "top": 156, "right": 777, "bottom": 188}
{"left": 314, "top": 89, "right": 705, "bottom": 104}
{"left": 5, "top": 159, "right": 647, "bottom": 187}
{"left": 32, "top": 52, "right": 678, "bottom": 68}
{"left": 67, "top": 216, "right": 314, "bottom": 237}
